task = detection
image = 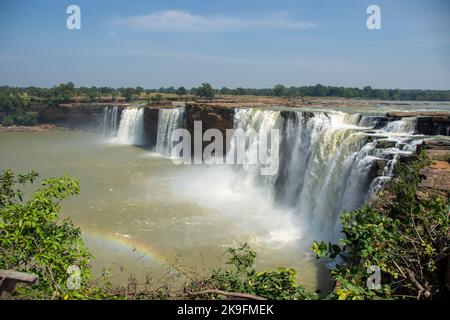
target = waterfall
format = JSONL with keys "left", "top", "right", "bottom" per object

{"left": 103, "top": 106, "right": 120, "bottom": 136}
{"left": 384, "top": 117, "right": 417, "bottom": 134}
{"left": 114, "top": 108, "right": 145, "bottom": 146}
{"left": 156, "top": 108, "right": 185, "bottom": 156}
{"left": 227, "top": 109, "right": 283, "bottom": 193}
{"left": 228, "top": 108, "right": 422, "bottom": 242}
{"left": 358, "top": 115, "right": 388, "bottom": 129}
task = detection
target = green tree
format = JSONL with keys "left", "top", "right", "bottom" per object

{"left": 0, "top": 170, "right": 91, "bottom": 299}
{"left": 176, "top": 87, "right": 187, "bottom": 96}
{"left": 312, "top": 84, "right": 327, "bottom": 97}
{"left": 196, "top": 83, "right": 215, "bottom": 99}
{"left": 200, "top": 243, "right": 318, "bottom": 300}
{"left": 273, "top": 84, "right": 287, "bottom": 97}
{"left": 122, "top": 88, "right": 134, "bottom": 102}
{"left": 363, "top": 86, "right": 373, "bottom": 98}
{"left": 0, "top": 93, "right": 20, "bottom": 115}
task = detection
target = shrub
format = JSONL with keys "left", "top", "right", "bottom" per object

{"left": 1, "top": 112, "right": 38, "bottom": 126}
{"left": 0, "top": 170, "right": 91, "bottom": 299}
{"left": 204, "top": 243, "right": 319, "bottom": 300}
{"left": 14, "top": 112, "right": 38, "bottom": 126}
{"left": 311, "top": 152, "right": 450, "bottom": 299}
{"left": 1, "top": 115, "right": 15, "bottom": 126}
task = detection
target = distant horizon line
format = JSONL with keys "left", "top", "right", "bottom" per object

{"left": 1, "top": 83, "right": 449, "bottom": 92}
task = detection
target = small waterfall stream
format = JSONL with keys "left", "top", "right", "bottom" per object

{"left": 155, "top": 108, "right": 185, "bottom": 156}
{"left": 114, "top": 108, "right": 145, "bottom": 145}
{"left": 103, "top": 106, "right": 120, "bottom": 137}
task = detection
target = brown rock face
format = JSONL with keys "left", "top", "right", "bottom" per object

{"left": 418, "top": 140, "right": 450, "bottom": 162}
{"left": 143, "top": 108, "right": 159, "bottom": 148}
{"left": 418, "top": 161, "right": 450, "bottom": 199}
{"left": 416, "top": 116, "right": 450, "bottom": 136}
{"left": 38, "top": 104, "right": 235, "bottom": 153}
{"left": 39, "top": 104, "right": 158, "bottom": 148}
{"left": 416, "top": 140, "right": 450, "bottom": 199}
{"left": 185, "top": 104, "right": 234, "bottom": 155}
{"left": 39, "top": 105, "right": 119, "bottom": 132}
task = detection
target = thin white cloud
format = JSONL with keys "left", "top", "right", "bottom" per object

{"left": 113, "top": 10, "right": 315, "bottom": 32}
{"left": 0, "top": 54, "right": 28, "bottom": 63}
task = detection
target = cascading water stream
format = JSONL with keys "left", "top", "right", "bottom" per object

{"left": 102, "top": 105, "right": 423, "bottom": 243}
{"left": 155, "top": 108, "right": 185, "bottom": 156}
{"left": 384, "top": 117, "right": 417, "bottom": 134}
{"left": 228, "top": 108, "right": 423, "bottom": 242}
{"left": 103, "top": 106, "right": 120, "bottom": 136}
{"left": 228, "top": 109, "right": 283, "bottom": 193}
{"left": 115, "top": 108, "right": 145, "bottom": 145}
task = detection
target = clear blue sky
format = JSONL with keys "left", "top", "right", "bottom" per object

{"left": 0, "top": 0, "right": 449, "bottom": 89}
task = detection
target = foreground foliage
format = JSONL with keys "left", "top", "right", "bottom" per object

{"left": 1, "top": 151, "right": 448, "bottom": 300}
{"left": 0, "top": 170, "right": 318, "bottom": 300}
{"left": 196, "top": 243, "right": 319, "bottom": 300}
{"left": 0, "top": 170, "right": 91, "bottom": 299}
{"left": 311, "top": 152, "right": 450, "bottom": 299}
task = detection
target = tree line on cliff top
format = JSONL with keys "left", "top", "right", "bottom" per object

{"left": 1, "top": 82, "right": 449, "bottom": 108}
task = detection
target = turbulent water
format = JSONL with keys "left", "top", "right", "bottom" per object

{"left": 156, "top": 108, "right": 185, "bottom": 156}
{"left": 384, "top": 117, "right": 417, "bottom": 134}
{"left": 0, "top": 105, "right": 437, "bottom": 291}
{"left": 228, "top": 108, "right": 423, "bottom": 242}
{"left": 102, "top": 106, "right": 424, "bottom": 242}
{"left": 101, "top": 105, "right": 427, "bottom": 242}
{"left": 103, "top": 107, "right": 145, "bottom": 145}
{"left": 228, "top": 109, "right": 283, "bottom": 191}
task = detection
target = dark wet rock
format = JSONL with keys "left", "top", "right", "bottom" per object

{"left": 143, "top": 108, "right": 159, "bottom": 148}
{"left": 399, "top": 153, "right": 419, "bottom": 165}
{"left": 185, "top": 104, "right": 234, "bottom": 154}
{"left": 366, "top": 135, "right": 388, "bottom": 142}
{"left": 370, "top": 159, "right": 388, "bottom": 177}
{"left": 376, "top": 140, "right": 397, "bottom": 149}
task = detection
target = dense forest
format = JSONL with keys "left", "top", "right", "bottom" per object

{"left": 1, "top": 82, "right": 449, "bottom": 105}
{"left": 1, "top": 82, "right": 449, "bottom": 126}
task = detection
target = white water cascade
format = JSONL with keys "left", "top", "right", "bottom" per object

{"left": 228, "top": 108, "right": 422, "bottom": 242}
{"left": 384, "top": 117, "right": 417, "bottom": 134}
{"left": 228, "top": 109, "right": 283, "bottom": 193}
{"left": 114, "top": 108, "right": 145, "bottom": 145}
{"left": 155, "top": 108, "right": 185, "bottom": 156}
{"left": 103, "top": 106, "right": 120, "bottom": 136}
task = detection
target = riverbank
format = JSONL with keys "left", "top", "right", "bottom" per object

{"left": 0, "top": 124, "right": 70, "bottom": 132}
{"left": 53, "top": 95, "right": 450, "bottom": 110}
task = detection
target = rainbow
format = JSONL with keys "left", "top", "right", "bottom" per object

{"left": 77, "top": 224, "right": 168, "bottom": 265}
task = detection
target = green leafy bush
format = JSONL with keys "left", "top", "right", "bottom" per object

{"left": 1, "top": 115, "right": 15, "bottom": 126}
{"left": 0, "top": 170, "right": 91, "bottom": 299}
{"left": 205, "top": 243, "right": 319, "bottom": 300}
{"left": 13, "top": 112, "right": 38, "bottom": 125}
{"left": 1, "top": 112, "right": 38, "bottom": 126}
{"left": 311, "top": 152, "right": 450, "bottom": 300}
